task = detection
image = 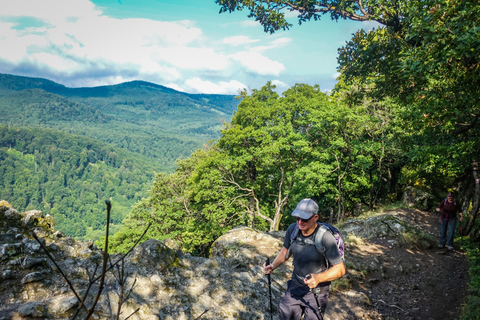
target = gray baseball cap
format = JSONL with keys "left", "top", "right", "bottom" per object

{"left": 292, "top": 198, "right": 319, "bottom": 220}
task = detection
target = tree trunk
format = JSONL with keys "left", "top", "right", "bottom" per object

{"left": 249, "top": 196, "right": 255, "bottom": 228}
{"left": 369, "top": 169, "right": 374, "bottom": 210}
{"left": 328, "top": 207, "right": 334, "bottom": 225}
{"left": 464, "top": 159, "right": 480, "bottom": 235}
{"left": 337, "top": 173, "right": 343, "bottom": 223}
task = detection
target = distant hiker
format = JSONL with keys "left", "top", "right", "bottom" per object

{"left": 262, "top": 198, "right": 345, "bottom": 320}
{"left": 436, "top": 192, "right": 463, "bottom": 250}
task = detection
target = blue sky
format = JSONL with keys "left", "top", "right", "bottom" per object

{"left": 0, "top": 0, "right": 378, "bottom": 94}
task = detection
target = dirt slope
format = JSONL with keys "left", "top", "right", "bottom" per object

{"left": 327, "top": 208, "right": 469, "bottom": 320}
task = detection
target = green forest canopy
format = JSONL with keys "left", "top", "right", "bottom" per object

{"left": 0, "top": 125, "right": 161, "bottom": 240}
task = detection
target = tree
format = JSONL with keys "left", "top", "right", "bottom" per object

{"left": 216, "top": 0, "right": 406, "bottom": 34}
{"left": 217, "top": 0, "right": 480, "bottom": 235}
{"left": 218, "top": 83, "right": 339, "bottom": 230}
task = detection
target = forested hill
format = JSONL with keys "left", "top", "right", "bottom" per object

{"left": 0, "top": 72, "right": 240, "bottom": 241}
{"left": 0, "top": 73, "right": 238, "bottom": 115}
{"left": 0, "top": 125, "right": 159, "bottom": 240}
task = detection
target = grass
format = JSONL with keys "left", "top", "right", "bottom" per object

{"left": 399, "top": 228, "right": 437, "bottom": 249}
{"left": 351, "top": 201, "right": 405, "bottom": 221}
{"left": 458, "top": 236, "right": 480, "bottom": 320}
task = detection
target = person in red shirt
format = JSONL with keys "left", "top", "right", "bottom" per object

{"left": 436, "top": 192, "right": 463, "bottom": 250}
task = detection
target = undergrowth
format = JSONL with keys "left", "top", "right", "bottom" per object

{"left": 458, "top": 237, "right": 480, "bottom": 320}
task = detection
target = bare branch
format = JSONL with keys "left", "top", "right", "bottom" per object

{"left": 194, "top": 309, "right": 210, "bottom": 320}
{"left": 92, "top": 222, "right": 152, "bottom": 283}
{"left": 31, "top": 232, "right": 92, "bottom": 318}
{"left": 84, "top": 200, "right": 112, "bottom": 319}
{"left": 124, "top": 308, "right": 141, "bottom": 320}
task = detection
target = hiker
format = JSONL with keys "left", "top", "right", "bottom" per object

{"left": 436, "top": 192, "right": 463, "bottom": 250}
{"left": 262, "top": 198, "right": 345, "bottom": 320}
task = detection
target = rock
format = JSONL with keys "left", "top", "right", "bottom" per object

{"left": 0, "top": 243, "right": 23, "bottom": 260}
{"left": 401, "top": 186, "right": 434, "bottom": 210}
{"left": 21, "top": 257, "right": 47, "bottom": 269}
{"left": 38, "top": 214, "right": 55, "bottom": 231}
{"left": 21, "top": 210, "right": 44, "bottom": 227}
{"left": 128, "top": 238, "right": 179, "bottom": 269}
{"left": 3, "top": 208, "right": 20, "bottom": 223}
{"left": 23, "top": 238, "right": 44, "bottom": 254}
{"left": 343, "top": 290, "right": 372, "bottom": 306}
{"left": 48, "top": 295, "right": 79, "bottom": 317}
{"left": 53, "top": 230, "right": 65, "bottom": 238}
{"left": 1, "top": 269, "right": 15, "bottom": 280}
{"left": 17, "top": 301, "right": 48, "bottom": 317}
{"left": 0, "top": 233, "right": 16, "bottom": 244}
{"left": 21, "top": 271, "right": 45, "bottom": 284}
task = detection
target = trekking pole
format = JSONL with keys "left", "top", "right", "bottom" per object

{"left": 305, "top": 274, "right": 322, "bottom": 320}
{"left": 266, "top": 257, "right": 273, "bottom": 320}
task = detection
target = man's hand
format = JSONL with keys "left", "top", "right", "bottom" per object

{"left": 304, "top": 273, "right": 317, "bottom": 289}
{"left": 263, "top": 262, "right": 273, "bottom": 275}
{"left": 436, "top": 208, "right": 441, "bottom": 212}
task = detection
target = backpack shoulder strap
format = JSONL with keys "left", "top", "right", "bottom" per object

{"left": 286, "top": 225, "right": 300, "bottom": 259}
{"left": 315, "top": 223, "right": 337, "bottom": 269}
{"left": 314, "top": 223, "right": 330, "bottom": 254}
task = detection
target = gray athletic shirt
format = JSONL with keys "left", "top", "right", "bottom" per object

{"left": 283, "top": 222, "right": 343, "bottom": 289}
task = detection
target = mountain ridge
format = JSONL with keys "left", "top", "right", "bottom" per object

{"left": 0, "top": 73, "right": 239, "bottom": 115}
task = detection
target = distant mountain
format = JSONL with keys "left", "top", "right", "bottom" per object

{"left": 0, "top": 73, "right": 66, "bottom": 94}
{"left": 0, "top": 89, "right": 110, "bottom": 124}
{"left": 0, "top": 73, "right": 239, "bottom": 115}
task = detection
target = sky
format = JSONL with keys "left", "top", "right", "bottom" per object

{"left": 0, "top": 0, "right": 378, "bottom": 95}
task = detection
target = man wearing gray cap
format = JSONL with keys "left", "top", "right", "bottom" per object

{"left": 263, "top": 198, "right": 345, "bottom": 320}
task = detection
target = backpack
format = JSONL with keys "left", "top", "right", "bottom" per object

{"left": 286, "top": 222, "right": 345, "bottom": 269}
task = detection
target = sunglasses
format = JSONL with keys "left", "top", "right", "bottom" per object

{"left": 295, "top": 216, "right": 313, "bottom": 223}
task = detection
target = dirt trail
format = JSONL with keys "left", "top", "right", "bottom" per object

{"left": 327, "top": 208, "right": 469, "bottom": 320}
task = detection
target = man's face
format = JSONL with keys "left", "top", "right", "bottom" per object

{"left": 447, "top": 196, "right": 453, "bottom": 202}
{"left": 295, "top": 214, "right": 318, "bottom": 230}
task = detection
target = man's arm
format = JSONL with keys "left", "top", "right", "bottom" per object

{"left": 263, "top": 247, "right": 289, "bottom": 274}
{"left": 305, "top": 262, "right": 346, "bottom": 289}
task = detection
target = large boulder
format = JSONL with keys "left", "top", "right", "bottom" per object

{"left": 401, "top": 186, "right": 435, "bottom": 211}
{"left": 127, "top": 238, "right": 179, "bottom": 270}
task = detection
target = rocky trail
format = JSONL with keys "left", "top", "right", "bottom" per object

{"left": 326, "top": 208, "right": 469, "bottom": 320}
{"left": 0, "top": 202, "right": 469, "bottom": 320}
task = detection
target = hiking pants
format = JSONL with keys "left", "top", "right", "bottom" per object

{"left": 279, "top": 281, "right": 329, "bottom": 320}
{"left": 440, "top": 217, "right": 456, "bottom": 247}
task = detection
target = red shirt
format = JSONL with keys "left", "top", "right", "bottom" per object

{"left": 438, "top": 199, "right": 462, "bottom": 218}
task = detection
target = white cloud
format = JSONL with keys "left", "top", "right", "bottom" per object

{"left": 283, "top": 10, "right": 299, "bottom": 19}
{"left": 230, "top": 51, "right": 285, "bottom": 76}
{"left": 223, "top": 35, "right": 260, "bottom": 46}
{"left": 271, "top": 80, "right": 288, "bottom": 88}
{"left": 332, "top": 72, "right": 341, "bottom": 80}
{"left": 361, "top": 20, "right": 382, "bottom": 31}
{"left": 0, "top": 0, "right": 292, "bottom": 93}
{"left": 241, "top": 20, "right": 260, "bottom": 28}
{"left": 165, "top": 83, "right": 186, "bottom": 92}
{"left": 185, "top": 77, "right": 246, "bottom": 94}
{"left": 254, "top": 37, "right": 292, "bottom": 52}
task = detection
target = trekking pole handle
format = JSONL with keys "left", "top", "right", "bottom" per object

{"left": 304, "top": 274, "right": 320, "bottom": 294}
